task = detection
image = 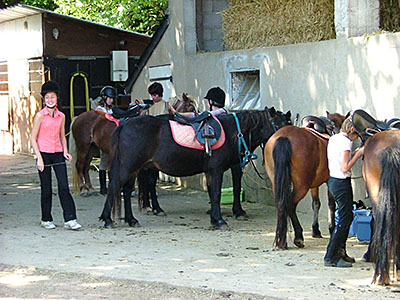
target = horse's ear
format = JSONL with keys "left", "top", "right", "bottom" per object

{"left": 345, "top": 111, "right": 351, "bottom": 119}
{"left": 182, "top": 93, "right": 188, "bottom": 101}
{"left": 326, "top": 111, "right": 331, "bottom": 117}
{"left": 268, "top": 106, "right": 277, "bottom": 116}
{"left": 286, "top": 111, "right": 291, "bottom": 120}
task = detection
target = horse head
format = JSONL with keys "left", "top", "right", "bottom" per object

{"left": 243, "top": 107, "right": 292, "bottom": 152}
{"left": 267, "top": 106, "right": 292, "bottom": 131}
{"left": 171, "top": 93, "right": 198, "bottom": 114}
{"left": 326, "top": 111, "right": 349, "bottom": 132}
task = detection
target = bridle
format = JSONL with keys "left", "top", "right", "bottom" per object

{"left": 233, "top": 110, "right": 279, "bottom": 179}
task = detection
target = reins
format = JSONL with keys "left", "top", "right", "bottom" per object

{"left": 3, "top": 161, "right": 67, "bottom": 173}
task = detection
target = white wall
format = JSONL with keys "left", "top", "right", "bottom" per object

{"left": 131, "top": 0, "right": 400, "bottom": 213}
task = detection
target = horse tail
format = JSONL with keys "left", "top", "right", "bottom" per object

{"left": 69, "top": 117, "right": 80, "bottom": 194}
{"left": 371, "top": 146, "right": 400, "bottom": 284}
{"left": 272, "top": 137, "right": 293, "bottom": 249}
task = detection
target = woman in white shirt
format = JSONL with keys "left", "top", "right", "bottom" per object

{"left": 324, "top": 117, "right": 364, "bottom": 268}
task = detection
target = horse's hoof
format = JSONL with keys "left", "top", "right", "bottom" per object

{"left": 312, "top": 232, "right": 323, "bottom": 238}
{"left": 128, "top": 220, "right": 140, "bottom": 227}
{"left": 235, "top": 213, "right": 249, "bottom": 221}
{"left": 211, "top": 219, "right": 229, "bottom": 229}
{"left": 153, "top": 209, "right": 167, "bottom": 216}
{"left": 294, "top": 239, "right": 305, "bottom": 248}
{"left": 104, "top": 222, "right": 113, "bottom": 229}
{"left": 80, "top": 192, "right": 89, "bottom": 197}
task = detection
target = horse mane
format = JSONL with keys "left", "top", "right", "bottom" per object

{"left": 230, "top": 110, "right": 271, "bottom": 132}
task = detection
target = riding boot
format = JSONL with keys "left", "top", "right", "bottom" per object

{"left": 99, "top": 170, "right": 107, "bottom": 195}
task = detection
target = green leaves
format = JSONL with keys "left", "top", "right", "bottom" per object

{"left": 7, "top": 0, "right": 168, "bottom": 35}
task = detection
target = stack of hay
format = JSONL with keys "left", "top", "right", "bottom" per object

{"left": 380, "top": 0, "right": 400, "bottom": 32}
{"left": 222, "top": 0, "right": 335, "bottom": 50}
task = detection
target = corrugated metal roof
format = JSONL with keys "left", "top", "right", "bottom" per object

{"left": 0, "top": 4, "right": 41, "bottom": 23}
{"left": 0, "top": 4, "right": 149, "bottom": 38}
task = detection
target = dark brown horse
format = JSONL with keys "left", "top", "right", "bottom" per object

{"left": 264, "top": 111, "right": 348, "bottom": 249}
{"left": 99, "top": 108, "right": 291, "bottom": 228}
{"left": 69, "top": 93, "right": 198, "bottom": 196}
{"left": 362, "top": 129, "right": 400, "bottom": 285}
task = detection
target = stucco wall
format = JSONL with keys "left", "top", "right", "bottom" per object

{"left": 130, "top": 0, "right": 400, "bottom": 215}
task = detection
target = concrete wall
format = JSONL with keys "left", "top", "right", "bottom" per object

{"left": 130, "top": 0, "right": 399, "bottom": 215}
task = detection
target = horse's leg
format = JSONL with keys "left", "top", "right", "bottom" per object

{"left": 148, "top": 168, "right": 166, "bottom": 216}
{"left": 137, "top": 169, "right": 151, "bottom": 212}
{"left": 231, "top": 164, "right": 247, "bottom": 220}
{"left": 289, "top": 188, "right": 310, "bottom": 248}
{"left": 207, "top": 171, "right": 227, "bottom": 228}
{"left": 122, "top": 176, "right": 140, "bottom": 227}
{"left": 310, "top": 188, "right": 322, "bottom": 238}
{"left": 327, "top": 190, "right": 336, "bottom": 235}
{"left": 289, "top": 201, "right": 304, "bottom": 248}
{"left": 84, "top": 144, "right": 98, "bottom": 195}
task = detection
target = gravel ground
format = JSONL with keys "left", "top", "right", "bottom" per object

{"left": 1, "top": 154, "right": 400, "bottom": 300}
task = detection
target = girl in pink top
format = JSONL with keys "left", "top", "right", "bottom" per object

{"left": 30, "top": 81, "right": 81, "bottom": 230}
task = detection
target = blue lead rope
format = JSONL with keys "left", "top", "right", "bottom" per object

{"left": 233, "top": 113, "right": 258, "bottom": 169}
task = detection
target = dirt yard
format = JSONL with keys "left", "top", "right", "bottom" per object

{"left": 1, "top": 154, "right": 400, "bottom": 300}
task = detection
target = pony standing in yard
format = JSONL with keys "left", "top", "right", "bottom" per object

{"left": 362, "top": 129, "right": 400, "bottom": 284}
{"left": 264, "top": 112, "right": 348, "bottom": 249}
{"left": 99, "top": 108, "right": 291, "bottom": 228}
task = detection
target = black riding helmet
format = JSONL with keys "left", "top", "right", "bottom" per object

{"left": 41, "top": 80, "right": 60, "bottom": 98}
{"left": 100, "top": 86, "right": 117, "bottom": 99}
{"left": 204, "top": 87, "right": 225, "bottom": 108}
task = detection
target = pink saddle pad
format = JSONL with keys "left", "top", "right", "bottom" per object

{"left": 169, "top": 118, "right": 225, "bottom": 150}
{"left": 105, "top": 113, "right": 120, "bottom": 126}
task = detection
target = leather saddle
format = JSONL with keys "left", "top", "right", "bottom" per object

{"left": 111, "top": 103, "right": 151, "bottom": 122}
{"left": 352, "top": 109, "right": 400, "bottom": 141}
{"left": 301, "top": 115, "right": 337, "bottom": 136}
{"left": 173, "top": 111, "right": 222, "bottom": 155}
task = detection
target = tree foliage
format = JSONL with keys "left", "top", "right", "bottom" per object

{"left": 2, "top": 0, "right": 168, "bottom": 35}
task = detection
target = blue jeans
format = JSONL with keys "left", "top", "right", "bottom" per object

{"left": 38, "top": 152, "right": 77, "bottom": 222}
{"left": 324, "top": 177, "right": 354, "bottom": 263}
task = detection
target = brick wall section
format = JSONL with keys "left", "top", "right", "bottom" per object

{"left": 200, "top": 0, "right": 228, "bottom": 51}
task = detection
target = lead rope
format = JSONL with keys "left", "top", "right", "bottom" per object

{"left": 233, "top": 113, "right": 258, "bottom": 169}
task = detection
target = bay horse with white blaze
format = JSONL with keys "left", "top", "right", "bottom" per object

{"left": 264, "top": 111, "right": 348, "bottom": 249}
{"left": 362, "top": 129, "right": 400, "bottom": 285}
{"left": 100, "top": 108, "right": 291, "bottom": 228}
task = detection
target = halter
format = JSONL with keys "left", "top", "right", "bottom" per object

{"left": 233, "top": 113, "right": 258, "bottom": 169}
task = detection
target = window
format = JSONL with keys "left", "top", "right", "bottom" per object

{"left": 228, "top": 70, "right": 260, "bottom": 110}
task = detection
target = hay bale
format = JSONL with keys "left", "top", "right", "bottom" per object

{"left": 222, "top": 0, "right": 335, "bottom": 50}
{"left": 380, "top": 0, "right": 400, "bottom": 32}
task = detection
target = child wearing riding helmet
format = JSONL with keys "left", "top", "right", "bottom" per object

{"left": 96, "top": 86, "right": 116, "bottom": 113}
{"left": 95, "top": 86, "right": 117, "bottom": 195}
{"left": 324, "top": 117, "right": 364, "bottom": 267}
{"left": 30, "top": 80, "right": 81, "bottom": 230}
{"left": 169, "top": 87, "right": 228, "bottom": 117}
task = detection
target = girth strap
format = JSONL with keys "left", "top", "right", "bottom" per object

{"left": 233, "top": 113, "right": 258, "bottom": 169}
